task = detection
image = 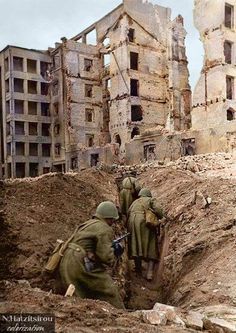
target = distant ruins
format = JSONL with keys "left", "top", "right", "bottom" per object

{"left": 0, "top": 0, "right": 235, "bottom": 178}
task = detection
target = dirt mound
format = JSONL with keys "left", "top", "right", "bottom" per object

{"left": 2, "top": 170, "right": 119, "bottom": 289}
{"left": 139, "top": 168, "right": 236, "bottom": 309}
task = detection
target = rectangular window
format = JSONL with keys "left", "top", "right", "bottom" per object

{"left": 40, "top": 61, "right": 49, "bottom": 78}
{"left": 15, "top": 121, "right": 25, "bottom": 135}
{"left": 130, "top": 79, "right": 139, "bottom": 96}
{"left": 128, "top": 28, "right": 135, "bottom": 42}
{"left": 130, "top": 52, "right": 139, "bottom": 70}
{"left": 41, "top": 82, "right": 49, "bottom": 96}
{"left": 41, "top": 103, "right": 50, "bottom": 116}
{"left": 226, "top": 75, "right": 234, "bottom": 99}
{"left": 28, "top": 80, "right": 37, "bottom": 94}
{"left": 29, "top": 143, "right": 38, "bottom": 156}
{"left": 28, "top": 101, "right": 37, "bottom": 115}
{"left": 16, "top": 163, "right": 25, "bottom": 178}
{"left": 42, "top": 123, "right": 50, "bottom": 136}
{"left": 224, "top": 41, "right": 233, "bottom": 64}
{"left": 15, "top": 142, "right": 25, "bottom": 156}
{"left": 90, "top": 154, "right": 99, "bottom": 167}
{"left": 55, "top": 143, "right": 61, "bottom": 156}
{"left": 5, "top": 79, "right": 9, "bottom": 93}
{"left": 29, "top": 163, "right": 39, "bottom": 177}
{"left": 42, "top": 144, "right": 51, "bottom": 157}
{"left": 85, "top": 84, "right": 93, "bottom": 98}
{"left": 14, "top": 78, "right": 24, "bottom": 93}
{"left": 7, "top": 143, "right": 11, "bottom": 155}
{"left": 4, "top": 57, "right": 9, "bottom": 72}
{"left": 225, "top": 4, "right": 234, "bottom": 29}
{"left": 6, "top": 122, "right": 11, "bottom": 136}
{"left": 29, "top": 122, "right": 38, "bottom": 136}
{"left": 13, "top": 57, "right": 23, "bottom": 71}
{"left": 84, "top": 58, "right": 93, "bottom": 71}
{"left": 85, "top": 109, "right": 94, "bottom": 122}
{"left": 86, "top": 134, "right": 94, "bottom": 147}
{"left": 131, "top": 105, "right": 143, "bottom": 121}
{"left": 15, "top": 100, "right": 24, "bottom": 114}
{"left": 27, "top": 59, "right": 37, "bottom": 73}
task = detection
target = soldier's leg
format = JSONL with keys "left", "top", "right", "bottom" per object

{"left": 146, "top": 260, "right": 155, "bottom": 281}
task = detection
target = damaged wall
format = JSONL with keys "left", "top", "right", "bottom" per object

{"left": 192, "top": 0, "right": 236, "bottom": 153}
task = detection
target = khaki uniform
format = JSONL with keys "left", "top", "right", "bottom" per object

{"left": 120, "top": 177, "right": 140, "bottom": 217}
{"left": 127, "top": 196, "right": 163, "bottom": 261}
{"left": 59, "top": 218, "right": 124, "bottom": 309}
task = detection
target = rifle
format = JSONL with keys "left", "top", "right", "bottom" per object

{"left": 112, "top": 232, "right": 130, "bottom": 246}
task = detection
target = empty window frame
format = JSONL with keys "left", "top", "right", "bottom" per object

{"left": 85, "top": 108, "right": 94, "bottom": 122}
{"left": 41, "top": 82, "right": 49, "bottom": 96}
{"left": 85, "top": 84, "right": 93, "bottom": 98}
{"left": 86, "top": 29, "right": 97, "bottom": 45}
{"left": 28, "top": 101, "right": 37, "bottom": 115}
{"left": 29, "top": 163, "right": 39, "bottom": 177}
{"left": 128, "top": 28, "right": 135, "bottom": 42}
{"left": 52, "top": 81, "right": 59, "bottom": 96}
{"left": 55, "top": 143, "right": 61, "bottom": 156}
{"left": 224, "top": 40, "right": 233, "bottom": 64}
{"left": 225, "top": 3, "right": 234, "bottom": 29}
{"left": 227, "top": 108, "right": 235, "bottom": 121}
{"left": 54, "top": 123, "right": 60, "bottom": 135}
{"left": 29, "top": 143, "right": 38, "bottom": 156}
{"left": 15, "top": 142, "right": 25, "bottom": 156}
{"left": 15, "top": 100, "right": 24, "bottom": 114}
{"left": 131, "top": 127, "right": 140, "bottom": 139}
{"left": 28, "top": 80, "right": 37, "bottom": 94}
{"left": 42, "top": 123, "right": 50, "bottom": 136}
{"left": 130, "top": 52, "right": 139, "bottom": 70}
{"left": 41, "top": 103, "right": 50, "bottom": 116}
{"left": 114, "top": 134, "right": 121, "bottom": 146}
{"left": 40, "top": 61, "right": 49, "bottom": 78}
{"left": 27, "top": 59, "right": 37, "bottom": 73}
{"left": 5, "top": 79, "right": 10, "bottom": 93}
{"left": 226, "top": 75, "right": 234, "bottom": 99}
{"left": 14, "top": 78, "right": 24, "bottom": 93}
{"left": 86, "top": 134, "right": 94, "bottom": 147}
{"left": 15, "top": 121, "right": 25, "bottom": 135}
{"left": 16, "top": 163, "right": 25, "bottom": 178}
{"left": 103, "top": 54, "right": 110, "bottom": 67}
{"left": 29, "top": 122, "right": 38, "bottom": 136}
{"left": 7, "top": 143, "right": 11, "bottom": 155}
{"left": 4, "top": 57, "right": 9, "bottom": 72}
{"left": 52, "top": 54, "right": 60, "bottom": 69}
{"left": 84, "top": 58, "right": 93, "bottom": 72}
{"left": 131, "top": 105, "right": 143, "bottom": 121}
{"left": 6, "top": 122, "right": 11, "bottom": 136}
{"left": 90, "top": 154, "right": 99, "bottom": 167}
{"left": 13, "top": 57, "right": 23, "bottom": 71}
{"left": 42, "top": 144, "right": 51, "bottom": 157}
{"left": 130, "top": 79, "right": 139, "bottom": 96}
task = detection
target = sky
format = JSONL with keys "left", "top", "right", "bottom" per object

{"left": 0, "top": 0, "right": 203, "bottom": 89}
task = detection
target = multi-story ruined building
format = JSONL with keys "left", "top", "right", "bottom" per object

{"left": 50, "top": 0, "right": 191, "bottom": 169}
{"left": 0, "top": 0, "right": 191, "bottom": 177}
{"left": 192, "top": 0, "right": 236, "bottom": 154}
{"left": 0, "top": 46, "right": 51, "bottom": 178}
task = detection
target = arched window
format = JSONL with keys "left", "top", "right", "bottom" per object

{"left": 131, "top": 127, "right": 140, "bottom": 139}
{"left": 227, "top": 108, "right": 235, "bottom": 121}
{"left": 114, "top": 134, "right": 121, "bottom": 146}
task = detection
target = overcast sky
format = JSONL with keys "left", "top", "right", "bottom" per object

{"left": 0, "top": 0, "right": 203, "bottom": 89}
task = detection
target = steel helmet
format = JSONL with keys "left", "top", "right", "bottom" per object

{"left": 138, "top": 188, "right": 152, "bottom": 198}
{"left": 95, "top": 201, "right": 119, "bottom": 220}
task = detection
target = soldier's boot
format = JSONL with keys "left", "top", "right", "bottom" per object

{"left": 146, "top": 260, "right": 155, "bottom": 281}
{"left": 134, "top": 257, "right": 142, "bottom": 275}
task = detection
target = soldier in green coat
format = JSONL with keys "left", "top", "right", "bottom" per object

{"left": 59, "top": 201, "right": 124, "bottom": 309}
{"left": 127, "top": 188, "right": 163, "bottom": 281}
{"left": 119, "top": 176, "right": 141, "bottom": 220}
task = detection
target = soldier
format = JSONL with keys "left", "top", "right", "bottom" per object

{"left": 59, "top": 201, "right": 124, "bottom": 309}
{"left": 127, "top": 188, "right": 163, "bottom": 281}
{"left": 119, "top": 175, "right": 141, "bottom": 220}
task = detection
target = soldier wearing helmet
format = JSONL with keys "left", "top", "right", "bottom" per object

{"left": 127, "top": 188, "right": 163, "bottom": 281}
{"left": 119, "top": 175, "right": 141, "bottom": 221}
{"left": 59, "top": 201, "right": 124, "bottom": 309}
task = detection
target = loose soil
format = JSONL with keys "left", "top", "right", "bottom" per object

{"left": 1, "top": 161, "right": 236, "bottom": 332}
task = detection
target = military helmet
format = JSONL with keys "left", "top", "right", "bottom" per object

{"left": 95, "top": 201, "right": 119, "bottom": 220}
{"left": 138, "top": 188, "right": 152, "bottom": 198}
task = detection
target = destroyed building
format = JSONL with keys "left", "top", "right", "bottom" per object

{"left": 0, "top": 0, "right": 191, "bottom": 177}
{"left": 0, "top": 46, "right": 51, "bottom": 178}
{"left": 192, "top": 0, "right": 236, "bottom": 154}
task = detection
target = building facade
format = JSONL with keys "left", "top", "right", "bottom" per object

{"left": 192, "top": 0, "right": 236, "bottom": 154}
